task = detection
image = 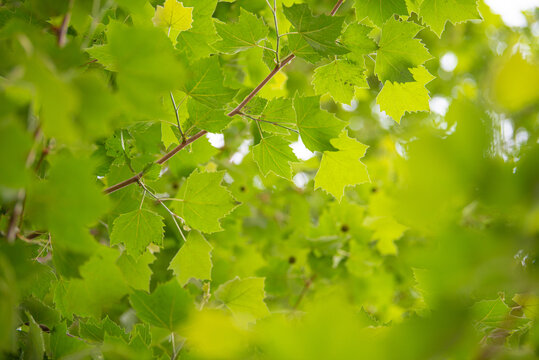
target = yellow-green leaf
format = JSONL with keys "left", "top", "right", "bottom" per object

{"left": 169, "top": 231, "right": 213, "bottom": 286}
{"left": 376, "top": 66, "right": 436, "bottom": 122}
{"left": 314, "top": 132, "right": 370, "bottom": 201}
{"left": 215, "top": 277, "right": 270, "bottom": 326}
{"left": 252, "top": 136, "right": 297, "bottom": 180}
{"left": 152, "top": 0, "right": 193, "bottom": 45}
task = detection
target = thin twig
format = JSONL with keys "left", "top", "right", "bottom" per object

{"left": 278, "top": 32, "right": 298, "bottom": 38}
{"left": 171, "top": 333, "right": 179, "bottom": 360}
{"left": 104, "top": 130, "right": 207, "bottom": 194}
{"left": 292, "top": 275, "right": 316, "bottom": 310}
{"left": 138, "top": 181, "right": 187, "bottom": 242}
{"left": 265, "top": 0, "right": 280, "bottom": 64}
{"left": 254, "top": 117, "right": 264, "bottom": 138}
{"left": 240, "top": 112, "right": 299, "bottom": 134}
{"left": 34, "top": 140, "right": 52, "bottom": 173}
{"left": 227, "top": 54, "right": 295, "bottom": 117}
{"left": 58, "top": 0, "right": 74, "bottom": 47}
{"left": 255, "top": 43, "right": 277, "bottom": 53}
{"left": 330, "top": 0, "right": 345, "bottom": 16}
{"left": 169, "top": 92, "right": 185, "bottom": 140}
{"left": 34, "top": 234, "right": 51, "bottom": 261}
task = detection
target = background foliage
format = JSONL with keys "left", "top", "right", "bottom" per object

{"left": 1, "top": 0, "right": 538, "bottom": 359}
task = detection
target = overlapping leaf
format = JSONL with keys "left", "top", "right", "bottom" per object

{"left": 376, "top": 66, "right": 435, "bottom": 122}
{"left": 354, "top": 0, "right": 408, "bottom": 27}
{"left": 252, "top": 136, "right": 297, "bottom": 179}
{"left": 312, "top": 60, "right": 368, "bottom": 104}
{"left": 176, "top": 0, "right": 220, "bottom": 59}
{"left": 314, "top": 132, "right": 370, "bottom": 201}
{"left": 152, "top": 0, "right": 193, "bottom": 45}
{"left": 130, "top": 280, "right": 193, "bottom": 330}
{"left": 214, "top": 8, "right": 268, "bottom": 54}
{"left": 283, "top": 4, "right": 348, "bottom": 56}
{"left": 374, "top": 18, "right": 432, "bottom": 83}
{"left": 169, "top": 231, "right": 213, "bottom": 286}
{"left": 294, "top": 96, "right": 347, "bottom": 152}
{"left": 172, "top": 170, "right": 238, "bottom": 233}
{"left": 110, "top": 209, "right": 164, "bottom": 256}
{"left": 419, "top": 0, "right": 481, "bottom": 37}
{"left": 215, "top": 277, "right": 270, "bottom": 325}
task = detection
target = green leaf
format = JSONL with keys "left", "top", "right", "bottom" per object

{"left": 161, "top": 122, "right": 180, "bottom": 149}
{"left": 185, "top": 98, "right": 232, "bottom": 133}
{"left": 23, "top": 313, "right": 45, "bottom": 360}
{"left": 26, "top": 155, "right": 108, "bottom": 254}
{"left": 169, "top": 231, "right": 213, "bottom": 286}
{"left": 512, "top": 294, "right": 539, "bottom": 320}
{"left": 182, "top": 56, "right": 238, "bottom": 109}
{"left": 22, "top": 57, "right": 78, "bottom": 143}
{"left": 215, "top": 277, "right": 270, "bottom": 325}
{"left": 472, "top": 297, "right": 530, "bottom": 333}
{"left": 106, "top": 21, "right": 184, "bottom": 116}
{"left": 312, "top": 60, "right": 368, "bottom": 105}
{"left": 341, "top": 22, "right": 378, "bottom": 63}
{"left": 0, "top": 120, "right": 32, "bottom": 188}
{"left": 214, "top": 8, "right": 268, "bottom": 54}
{"left": 79, "top": 316, "right": 129, "bottom": 343}
{"left": 152, "top": 0, "right": 193, "bottom": 46}
{"left": 173, "top": 170, "right": 238, "bottom": 233}
{"left": 285, "top": 33, "right": 322, "bottom": 63}
{"left": 55, "top": 246, "right": 130, "bottom": 319}
{"left": 246, "top": 98, "right": 297, "bottom": 135}
{"left": 374, "top": 18, "right": 432, "bottom": 83}
{"left": 130, "top": 280, "right": 193, "bottom": 331}
{"left": 294, "top": 96, "right": 347, "bottom": 152}
{"left": 117, "top": 251, "right": 156, "bottom": 292}
{"left": 86, "top": 44, "right": 117, "bottom": 71}
{"left": 419, "top": 0, "right": 481, "bottom": 37}
{"left": 376, "top": 66, "right": 435, "bottom": 122}
{"left": 363, "top": 216, "right": 407, "bottom": 255}
{"left": 50, "top": 323, "right": 89, "bottom": 359}
{"left": 110, "top": 209, "right": 165, "bottom": 256}
{"left": 252, "top": 136, "right": 297, "bottom": 180}
{"left": 20, "top": 298, "right": 61, "bottom": 330}
{"left": 72, "top": 73, "right": 117, "bottom": 139}
{"left": 354, "top": 0, "right": 409, "bottom": 27}
{"left": 169, "top": 136, "right": 220, "bottom": 177}
{"left": 283, "top": 4, "right": 348, "bottom": 56}
{"left": 314, "top": 132, "right": 370, "bottom": 201}
{"left": 176, "top": 0, "right": 220, "bottom": 59}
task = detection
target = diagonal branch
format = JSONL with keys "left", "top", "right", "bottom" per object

{"left": 227, "top": 54, "right": 295, "bottom": 117}
{"left": 330, "top": 0, "right": 345, "bottom": 16}
{"left": 227, "top": 0, "right": 345, "bottom": 117}
{"left": 103, "top": 130, "right": 207, "bottom": 194}
{"left": 58, "top": 0, "right": 74, "bottom": 47}
{"left": 103, "top": 0, "right": 345, "bottom": 196}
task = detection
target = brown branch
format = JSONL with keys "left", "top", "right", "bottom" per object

{"left": 227, "top": 54, "right": 295, "bottom": 117}
{"left": 227, "top": 0, "right": 344, "bottom": 117}
{"left": 330, "top": 0, "right": 345, "bottom": 16}
{"left": 57, "top": 0, "right": 74, "bottom": 47}
{"left": 6, "top": 189, "right": 25, "bottom": 243}
{"left": 34, "top": 140, "right": 52, "bottom": 173}
{"left": 103, "top": 0, "right": 344, "bottom": 196}
{"left": 104, "top": 130, "right": 207, "bottom": 194}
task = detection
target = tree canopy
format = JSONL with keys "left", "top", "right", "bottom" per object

{"left": 0, "top": 0, "right": 538, "bottom": 359}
